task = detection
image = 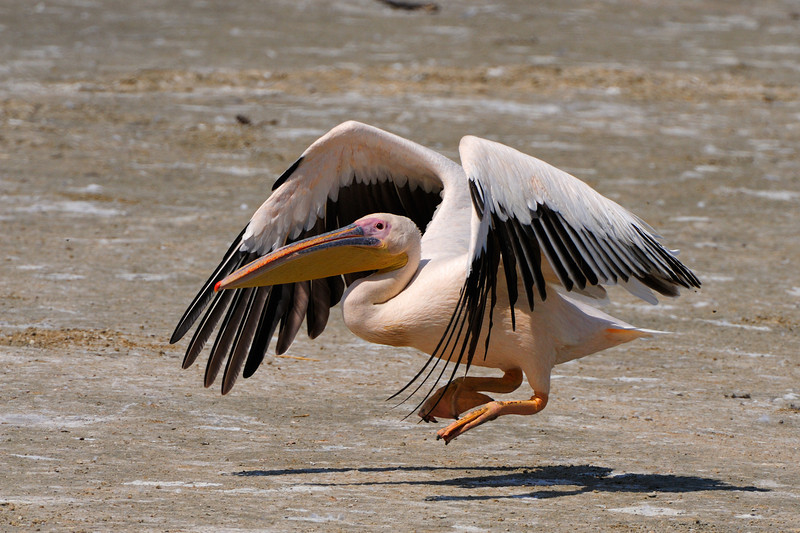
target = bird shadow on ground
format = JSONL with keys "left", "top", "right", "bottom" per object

{"left": 232, "top": 464, "right": 767, "bottom": 501}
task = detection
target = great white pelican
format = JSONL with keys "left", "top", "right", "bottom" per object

{"left": 170, "top": 121, "right": 700, "bottom": 443}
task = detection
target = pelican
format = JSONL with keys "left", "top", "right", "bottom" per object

{"left": 170, "top": 121, "right": 700, "bottom": 443}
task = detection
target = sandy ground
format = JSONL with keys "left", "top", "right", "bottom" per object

{"left": 1, "top": 0, "right": 799, "bottom": 531}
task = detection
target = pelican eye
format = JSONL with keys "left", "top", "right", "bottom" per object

{"left": 375, "top": 222, "right": 385, "bottom": 230}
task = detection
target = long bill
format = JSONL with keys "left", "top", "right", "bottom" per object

{"left": 215, "top": 223, "right": 407, "bottom": 291}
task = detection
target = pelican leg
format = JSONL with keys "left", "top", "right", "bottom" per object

{"left": 418, "top": 369, "right": 523, "bottom": 423}
{"left": 435, "top": 392, "right": 549, "bottom": 444}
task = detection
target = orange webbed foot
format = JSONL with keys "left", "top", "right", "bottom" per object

{"left": 418, "top": 384, "right": 493, "bottom": 422}
{"left": 436, "top": 392, "right": 549, "bottom": 444}
{"left": 417, "top": 369, "right": 524, "bottom": 424}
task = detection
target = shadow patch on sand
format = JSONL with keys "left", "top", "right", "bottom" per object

{"left": 232, "top": 464, "right": 766, "bottom": 500}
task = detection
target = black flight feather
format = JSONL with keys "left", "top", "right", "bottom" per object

{"left": 170, "top": 227, "right": 249, "bottom": 344}
{"left": 271, "top": 156, "right": 303, "bottom": 191}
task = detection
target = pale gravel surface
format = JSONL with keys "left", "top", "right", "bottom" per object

{"left": 1, "top": 1, "right": 799, "bottom": 531}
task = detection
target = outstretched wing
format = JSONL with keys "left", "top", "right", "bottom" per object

{"left": 415, "top": 135, "right": 701, "bottom": 394}
{"left": 170, "top": 121, "right": 458, "bottom": 394}
{"left": 462, "top": 135, "right": 700, "bottom": 307}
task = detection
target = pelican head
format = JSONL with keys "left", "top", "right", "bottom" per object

{"left": 216, "top": 213, "right": 418, "bottom": 291}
